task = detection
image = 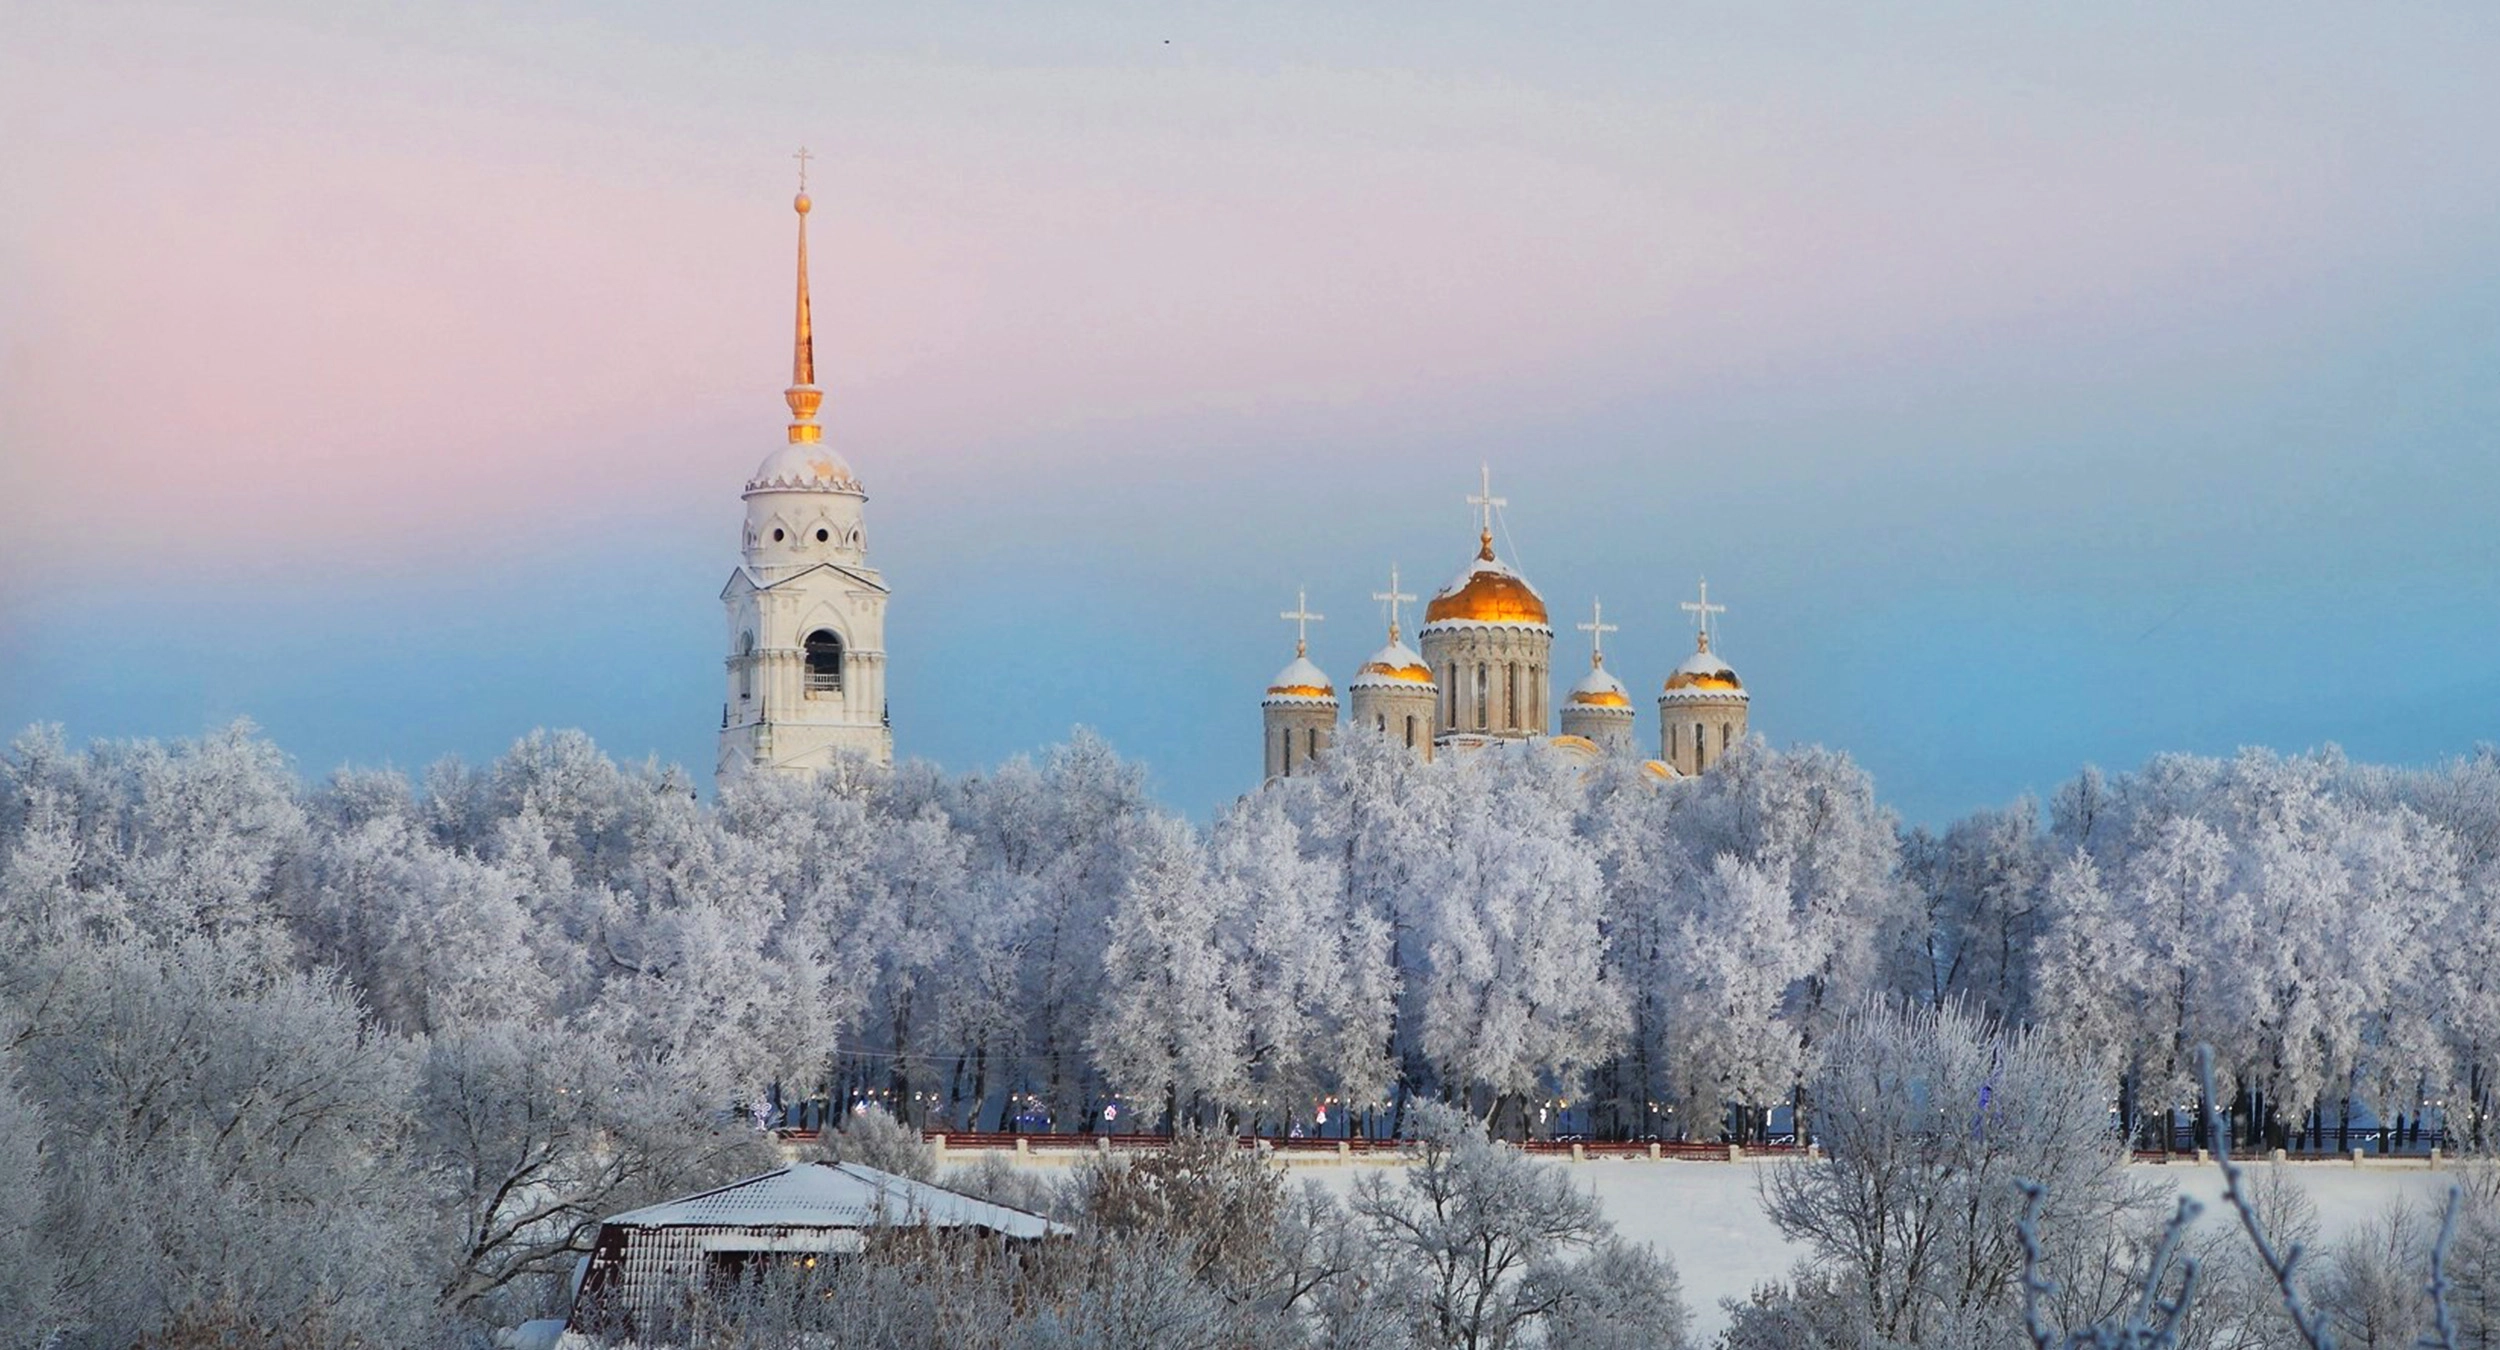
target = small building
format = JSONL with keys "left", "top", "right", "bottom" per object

{"left": 566, "top": 1160, "right": 1067, "bottom": 1337}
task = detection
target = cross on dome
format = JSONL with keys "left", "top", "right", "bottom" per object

{"left": 1373, "top": 565, "right": 1417, "bottom": 643}
{"left": 1466, "top": 464, "right": 1508, "bottom": 556}
{"left": 1577, "top": 599, "right": 1618, "bottom": 668}
{"left": 1680, "top": 579, "right": 1726, "bottom": 651}
{"left": 792, "top": 145, "right": 814, "bottom": 192}
{"left": 1281, "top": 588, "right": 1325, "bottom": 658}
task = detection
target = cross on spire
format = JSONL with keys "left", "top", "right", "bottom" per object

{"left": 1466, "top": 463, "right": 1507, "bottom": 557}
{"left": 1373, "top": 565, "right": 1417, "bottom": 643}
{"left": 1577, "top": 598, "right": 1618, "bottom": 668}
{"left": 1281, "top": 587, "right": 1324, "bottom": 658}
{"left": 793, "top": 145, "right": 814, "bottom": 192}
{"left": 1680, "top": 578, "right": 1726, "bottom": 651}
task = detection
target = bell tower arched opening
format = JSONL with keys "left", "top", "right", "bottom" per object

{"left": 804, "top": 629, "right": 845, "bottom": 694}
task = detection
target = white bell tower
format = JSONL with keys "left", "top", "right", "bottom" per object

{"left": 717, "top": 152, "right": 893, "bottom": 784}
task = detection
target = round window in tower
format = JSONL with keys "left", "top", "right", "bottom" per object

{"left": 772, "top": 528, "right": 785, "bottom": 542}
{"left": 816, "top": 528, "right": 830, "bottom": 543}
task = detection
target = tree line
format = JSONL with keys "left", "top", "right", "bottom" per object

{"left": 1, "top": 720, "right": 2496, "bottom": 1341}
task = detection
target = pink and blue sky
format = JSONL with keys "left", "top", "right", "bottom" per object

{"left": 5, "top": 1, "right": 2498, "bottom": 818}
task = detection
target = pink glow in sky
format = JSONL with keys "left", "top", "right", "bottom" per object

{"left": 12, "top": 2, "right": 2489, "bottom": 579}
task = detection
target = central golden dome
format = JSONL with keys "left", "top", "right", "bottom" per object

{"left": 1424, "top": 532, "right": 1550, "bottom": 626}
{"left": 1663, "top": 639, "right": 1744, "bottom": 694}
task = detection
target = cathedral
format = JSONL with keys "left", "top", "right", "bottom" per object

{"left": 716, "top": 167, "right": 894, "bottom": 785}
{"left": 1260, "top": 470, "right": 1751, "bottom": 782}
{"left": 703, "top": 165, "right": 1751, "bottom": 791}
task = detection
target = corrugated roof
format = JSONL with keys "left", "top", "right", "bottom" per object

{"left": 602, "top": 1161, "right": 1067, "bottom": 1240}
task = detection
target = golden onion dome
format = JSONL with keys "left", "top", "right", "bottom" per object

{"left": 1349, "top": 638, "right": 1435, "bottom": 690}
{"left": 1661, "top": 638, "right": 1747, "bottom": 699}
{"left": 1640, "top": 759, "right": 1681, "bottom": 780}
{"left": 1567, "top": 663, "right": 1634, "bottom": 709}
{"left": 1264, "top": 654, "right": 1337, "bottom": 704}
{"left": 1422, "top": 531, "right": 1550, "bottom": 627}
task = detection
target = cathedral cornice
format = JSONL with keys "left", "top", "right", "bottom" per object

{"left": 720, "top": 562, "right": 890, "bottom": 600}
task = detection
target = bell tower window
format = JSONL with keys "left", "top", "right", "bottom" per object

{"left": 804, "top": 629, "right": 845, "bottom": 693}
{"left": 738, "top": 632, "right": 755, "bottom": 701}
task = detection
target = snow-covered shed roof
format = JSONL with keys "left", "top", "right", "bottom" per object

{"left": 603, "top": 1161, "right": 1067, "bottom": 1240}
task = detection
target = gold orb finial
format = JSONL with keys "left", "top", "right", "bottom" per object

{"left": 795, "top": 192, "right": 812, "bottom": 215}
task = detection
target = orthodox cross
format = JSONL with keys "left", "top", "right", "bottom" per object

{"left": 793, "top": 146, "right": 814, "bottom": 192}
{"left": 1373, "top": 565, "right": 1416, "bottom": 642}
{"left": 1577, "top": 599, "right": 1618, "bottom": 668}
{"left": 1466, "top": 463, "right": 1507, "bottom": 538}
{"left": 1281, "top": 588, "right": 1324, "bottom": 658}
{"left": 1680, "top": 579, "right": 1726, "bottom": 648}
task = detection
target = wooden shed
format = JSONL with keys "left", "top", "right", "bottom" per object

{"left": 566, "top": 1160, "right": 1066, "bottom": 1336}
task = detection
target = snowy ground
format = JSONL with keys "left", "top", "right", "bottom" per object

{"left": 991, "top": 1152, "right": 2461, "bottom": 1342}
{"left": 1297, "top": 1157, "right": 2461, "bottom": 1339}
{"left": 1364, "top": 1158, "right": 2452, "bottom": 1340}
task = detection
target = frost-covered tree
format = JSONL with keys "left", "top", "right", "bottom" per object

{"left": 1413, "top": 753, "right": 1626, "bottom": 1131}
{"left": 992, "top": 733, "right": 1156, "bottom": 1130}
{"left": 1904, "top": 799, "right": 2051, "bottom": 1021}
{"left": 2029, "top": 850, "right": 2153, "bottom": 1134}
{"left": 1665, "top": 854, "right": 1817, "bottom": 1134}
{"left": 821, "top": 1103, "right": 940, "bottom": 1181}
{"left": 414, "top": 1019, "right": 772, "bottom": 1320}
{"left": 1215, "top": 794, "right": 1391, "bottom": 1127}
{"left": 0, "top": 1051, "right": 64, "bottom": 1350}
{"left": 17, "top": 936, "right": 428, "bottom": 1346}
{"left": 1091, "top": 815, "right": 1246, "bottom": 1127}
{"left": 1760, "top": 1000, "right": 2153, "bottom": 1346}
{"left": 1350, "top": 1102, "right": 1688, "bottom": 1350}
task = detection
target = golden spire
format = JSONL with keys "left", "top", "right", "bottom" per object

{"left": 784, "top": 147, "right": 824, "bottom": 445}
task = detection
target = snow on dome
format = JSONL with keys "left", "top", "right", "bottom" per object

{"left": 1545, "top": 734, "right": 1604, "bottom": 763}
{"left": 1567, "top": 664, "right": 1634, "bottom": 709}
{"left": 1422, "top": 534, "right": 1549, "bottom": 628}
{"left": 1264, "top": 654, "right": 1336, "bottom": 704}
{"left": 1661, "top": 645, "right": 1747, "bottom": 701}
{"left": 1640, "top": 758, "right": 1681, "bottom": 780}
{"left": 747, "top": 441, "right": 863, "bottom": 494}
{"left": 1349, "top": 638, "right": 1434, "bottom": 690}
